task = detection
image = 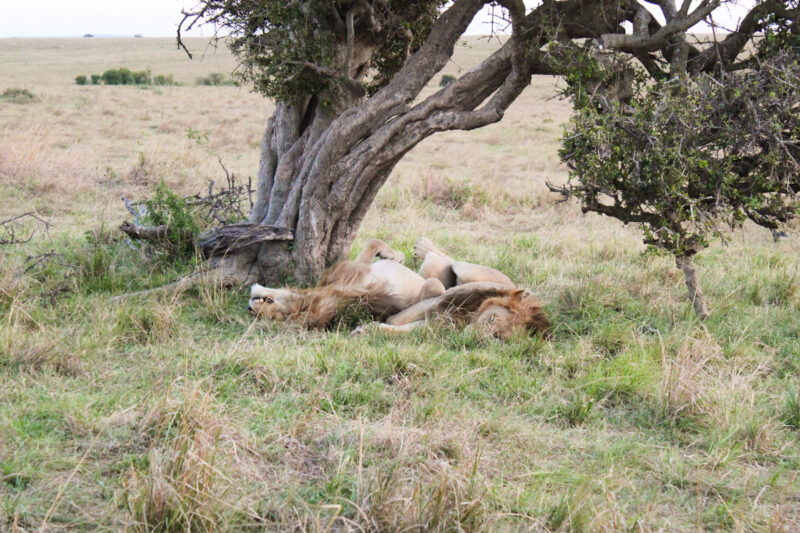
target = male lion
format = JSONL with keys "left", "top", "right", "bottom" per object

{"left": 248, "top": 238, "right": 549, "bottom": 338}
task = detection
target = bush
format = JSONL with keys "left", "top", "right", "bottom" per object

{"left": 93, "top": 69, "right": 165, "bottom": 86}
{"left": 195, "top": 73, "right": 235, "bottom": 86}
{"left": 0, "top": 88, "right": 37, "bottom": 104}
{"left": 440, "top": 74, "right": 456, "bottom": 87}
{"left": 75, "top": 75, "right": 88, "bottom": 85}
{"left": 132, "top": 69, "right": 151, "bottom": 85}
{"left": 153, "top": 74, "right": 176, "bottom": 86}
{"left": 142, "top": 182, "right": 202, "bottom": 260}
{"left": 102, "top": 69, "right": 123, "bottom": 85}
{"left": 118, "top": 68, "right": 135, "bottom": 85}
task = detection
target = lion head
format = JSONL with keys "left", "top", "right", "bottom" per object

{"left": 248, "top": 284, "right": 302, "bottom": 322}
{"left": 472, "top": 289, "right": 550, "bottom": 340}
{"left": 248, "top": 283, "right": 341, "bottom": 329}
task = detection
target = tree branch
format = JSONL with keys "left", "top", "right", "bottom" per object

{"left": 601, "top": 1, "right": 719, "bottom": 51}
{"left": 690, "top": 0, "right": 786, "bottom": 72}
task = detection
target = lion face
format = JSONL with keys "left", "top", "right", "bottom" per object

{"left": 248, "top": 284, "right": 299, "bottom": 321}
{"left": 473, "top": 289, "right": 550, "bottom": 340}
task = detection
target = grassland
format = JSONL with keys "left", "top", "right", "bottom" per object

{"left": 1, "top": 37, "right": 800, "bottom": 531}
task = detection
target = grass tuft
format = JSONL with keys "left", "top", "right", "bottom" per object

{"left": 123, "top": 383, "right": 226, "bottom": 532}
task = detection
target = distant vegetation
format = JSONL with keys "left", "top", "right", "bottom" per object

{"left": 73, "top": 69, "right": 232, "bottom": 87}
{"left": 0, "top": 88, "right": 37, "bottom": 103}
{"left": 75, "top": 68, "right": 177, "bottom": 86}
{"left": 195, "top": 73, "right": 236, "bottom": 86}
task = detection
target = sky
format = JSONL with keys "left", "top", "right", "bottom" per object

{"left": 0, "top": 1, "right": 757, "bottom": 39}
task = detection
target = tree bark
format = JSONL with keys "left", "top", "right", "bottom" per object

{"left": 676, "top": 255, "right": 710, "bottom": 319}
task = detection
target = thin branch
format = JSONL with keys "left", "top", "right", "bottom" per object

{"left": 0, "top": 211, "right": 51, "bottom": 245}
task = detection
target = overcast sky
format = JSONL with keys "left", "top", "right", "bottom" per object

{"left": 1, "top": 1, "right": 756, "bottom": 38}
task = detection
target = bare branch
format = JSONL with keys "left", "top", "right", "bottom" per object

{"left": 690, "top": 0, "right": 786, "bottom": 72}
{"left": 0, "top": 211, "right": 51, "bottom": 245}
{"left": 176, "top": 5, "right": 212, "bottom": 59}
{"left": 601, "top": 1, "right": 719, "bottom": 51}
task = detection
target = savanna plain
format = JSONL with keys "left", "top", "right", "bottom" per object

{"left": 1, "top": 37, "right": 799, "bottom": 532}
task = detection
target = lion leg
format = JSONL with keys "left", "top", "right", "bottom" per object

{"left": 418, "top": 278, "right": 446, "bottom": 302}
{"left": 414, "top": 237, "right": 514, "bottom": 288}
{"left": 378, "top": 321, "right": 426, "bottom": 335}
{"left": 355, "top": 238, "right": 405, "bottom": 264}
{"left": 415, "top": 237, "right": 456, "bottom": 288}
{"left": 350, "top": 320, "right": 425, "bottom": 336}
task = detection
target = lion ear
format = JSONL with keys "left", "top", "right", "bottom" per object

{"left": 509, "top": 289, "right": 526, "bottom": 305}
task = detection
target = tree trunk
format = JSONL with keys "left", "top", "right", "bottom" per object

{"left": 675, "top": 255, "right": 710, "bottom": 319}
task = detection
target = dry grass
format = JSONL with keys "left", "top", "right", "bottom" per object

{"left": 1, "top": 36, "right": 800, "bottom": 531}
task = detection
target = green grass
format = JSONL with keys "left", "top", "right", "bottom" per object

{"left": 2, "top": 226, "right": 800, "bottom": 530}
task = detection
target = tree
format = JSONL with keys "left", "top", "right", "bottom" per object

{"left": 174, "top": 0, "right": 797, "bottom": 287}
{"left": 549, "top": 1, "right": 800, "bottom": 317}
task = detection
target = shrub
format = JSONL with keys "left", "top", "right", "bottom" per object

{"left": 439, "top": 74, "right": 456, "bottom": 87}
{"left": 132, "top": 69, "right": 151, "bottom": 85}
{"left": 92, "top": 69, "right": 168, "bottom": 86}
{"left": 102, "top": 69, "right": 123, "bottom": 85}
{"left": 142, "top": 182, "right": 202, "bottom": 259}
{"left": 118, "top": 68, "right": 135, "bottom": 85}
{"left": 75, "top": 75, "right": 88, "bottom": 85}
{"left": 195, "top": 73, "right": 235, "bottom": 86}
{"left": 0, "top": 88, "right": 37, "bottom": 104}
{"left": 153, "top": 74, "right": 176, "bottom": 86}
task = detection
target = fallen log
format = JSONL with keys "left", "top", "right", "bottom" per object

{"left": 198, "top": 222, "right": 292, "bottom": 258}
{"left": 119, "top": 220, "right": 292, "bottom": 259}
{"left": 119, "top": 221, "right": 170, "bottom": 242}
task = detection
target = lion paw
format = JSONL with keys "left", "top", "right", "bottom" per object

{"left": 391, "top": 251, "right": 405, "bottom": 264}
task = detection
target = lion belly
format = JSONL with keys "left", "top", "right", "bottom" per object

{"left": 366, "top": 260, "right": 426, "bottom": 316}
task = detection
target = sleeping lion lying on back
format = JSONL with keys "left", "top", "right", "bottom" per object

{"left": 248, "top": 238, "right": 550, "bottom": 339}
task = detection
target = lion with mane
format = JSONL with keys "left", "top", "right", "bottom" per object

{"left": 248, "top": 238, "right": 549, "bottom": 339}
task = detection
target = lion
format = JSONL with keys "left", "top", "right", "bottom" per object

{"left": 248, "top": 237, "right": 549, "bottom": 338}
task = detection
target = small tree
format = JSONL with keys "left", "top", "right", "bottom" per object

{"left": 75, "top": 75, "right": 88, "bottom": 85}
{"left": 551, "top": 48, "right": 800, "bottom": 317}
